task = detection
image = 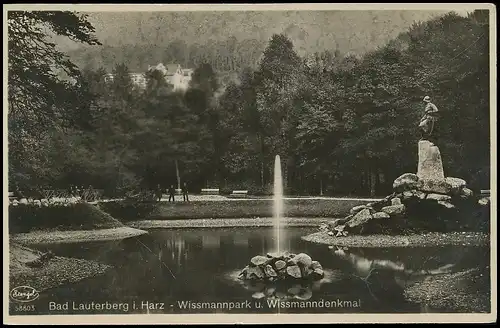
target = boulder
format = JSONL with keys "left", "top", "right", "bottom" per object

{"left": 247, "top": 266, "right": 264, "bottom": 279}
{"left": 372, "top": 211, "right": 391, "bottom": 219}
{"left": 381, "top": 204, "right": 406, "bottom": 216}
{"left": 240, "top": 265, "right": 249, "bottom": 278}
{"left": 286, "top": 265, "right": 302, "bottom": 279}
{"left": 311, "top": 261, "right": 323, "bottom": 271}
{"left": 391, "top": 197, "right": 402, "bottom": 205}
{"left": 264, "top": 264, "right": 277, "bottom": 277}
{"left": 417, "top": 178, "right": 452, "bottom": 194}
{"left": 350, "top": 205, "right": 369, "bottom": 215}
{"left": 402, "top": 191, "right": 415, "bottom": 199}
{"left": 478, "top": 197, "right": 490, "bottom": 206}
{"left": 437, "top": 201, "right": 456, "bottom": 209}
{"left": 417, "top": 140, "right": 445, "bottom": 180}
{"left": 19, "top": 198, "right": 28, "bottom": 205}
{"left": 445, "top": 177, "right": 467, "bottom": 194}
{"left": 415, "top": 190, "right": 427, "bottom": 199}
{"left": 460, "top": 187, "right": 474, "bottom": 199}
{"left": 393, "top": 173, "right": 419, "bottom": 192}
{"left": 274, "top": 260, "right": 287, "bottom": 271}
{"left": 250, "top": 255, "right": 268, "bottom": 267}
{"left": 426, "top": 193, "right": 452, "bottom": 202}
{"left": 294, "top": 253, "right": 313, "bottom": 268}
{"left": 328, "top": 216, "right": 351, "bottom": 230}
{"left": 346, "top": 209, "right": 372, "bottom": 228}
{"left": 310, "top": 269, "right": 324, "bottom": 280}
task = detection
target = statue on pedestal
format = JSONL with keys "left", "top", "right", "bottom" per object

{"left": 418, "top": 96, "right": 439, "bottom": 141}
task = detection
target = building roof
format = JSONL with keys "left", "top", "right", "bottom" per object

{"left": 147, "top": 63, "right": 181, "bottom": 76}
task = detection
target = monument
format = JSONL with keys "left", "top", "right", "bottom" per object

{"left": 322, "top": 97, "right": 488, "bottom": 236}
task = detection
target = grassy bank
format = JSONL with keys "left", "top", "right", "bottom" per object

{"left": 9, "top": 203, "right": 124, "bottom": 233}
{"left": 302, "top": 231, "right": 490, "bottom": 247}
{"left": 9, "top": 243, "right": 112, "bottom": 294}
{"left": 99, "top": 198, "right": 375, "bottom": 221}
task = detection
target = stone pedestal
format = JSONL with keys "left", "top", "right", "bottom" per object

{"left": 417, "top": 140, "right": 445, "bottom": 180}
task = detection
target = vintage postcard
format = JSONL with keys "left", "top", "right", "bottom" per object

{"left": 3, "top": 3, "right": 496, "bottom": 325}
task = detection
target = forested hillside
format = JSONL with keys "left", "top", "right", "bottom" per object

{"left": 9, "top": 10, "right": 490, "bottom": 197}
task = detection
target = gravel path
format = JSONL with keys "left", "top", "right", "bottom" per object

{"left": 10, "top": 227, "right": 148, "bottom": 245}
{"left": 129, "top": 217, "right": 329, "bottom": 229}
{"left": 302, "top": 231, "right": 490, "bottom": 247}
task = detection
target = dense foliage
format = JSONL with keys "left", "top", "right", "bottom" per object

{"left": 8, "top": 10, "right": 490, "bottom": 197}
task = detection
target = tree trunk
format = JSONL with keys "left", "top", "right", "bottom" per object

{"left": 175, "top": 159, "right": 181, "bottom": 190}
{"left": 370, "top": 167, "right": 377, "bottom": 197}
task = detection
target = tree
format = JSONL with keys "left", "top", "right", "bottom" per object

{"left": 8, "top": 10, "right": 100, "bottom": 189}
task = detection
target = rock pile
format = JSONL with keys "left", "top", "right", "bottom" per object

{"left": 239, "top": 252, "right": 324, "bottom": 282}
{"left": 323, "top": 141, "right": 488, "bottom": 236}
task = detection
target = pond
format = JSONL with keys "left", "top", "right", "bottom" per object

{"left": 25, "top": 227, "right": 490, "bottom": 314}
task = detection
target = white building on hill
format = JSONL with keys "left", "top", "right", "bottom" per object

{"left": 103, "top": 63, "right": 194, "bottom": 92}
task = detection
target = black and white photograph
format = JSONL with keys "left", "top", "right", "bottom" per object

{"left": 4, "top": 3, "right": 496, "bottom": 324}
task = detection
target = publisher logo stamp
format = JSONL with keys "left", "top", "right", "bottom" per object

{"left": 10, "top": 286, "right": 40, "bottom": 303}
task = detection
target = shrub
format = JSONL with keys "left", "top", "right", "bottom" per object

{"left": 9, "top": 202, "right": 123, "bottom": 233}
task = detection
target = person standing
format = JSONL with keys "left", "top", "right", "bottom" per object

{"left": 155, "top": 184, "right": 163, "bottom": 202}
{"left": 168, "top": 185, "right": 176, "bottom": 202}
{"left": 182, "top": 182, "right": 189, "bottom": 202}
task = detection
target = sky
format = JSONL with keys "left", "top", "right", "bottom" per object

{"left": 55, "top": 10, "right": 472, "bottom": 56}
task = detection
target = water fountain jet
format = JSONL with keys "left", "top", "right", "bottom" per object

{"left": 238, "top": 155, "right": 324, "bottom": 289}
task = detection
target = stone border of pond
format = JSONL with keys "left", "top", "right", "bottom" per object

{"left": 302, "top": 231, "right": 489, "bottom": 247}
{"left": 128, "top": 217, "right": 328, "bottom": 229}
{"left": 10, "top": 227, "right": 148, "bottom": 245}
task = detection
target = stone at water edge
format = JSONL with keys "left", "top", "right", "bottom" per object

{"left": 311, "top": 261, "right": 322, "bottom": 271}
{"left": 426, "top": 193, "right": 452, "bottom": 201}
{"left": 460, "top": 187, "right": 474, "bottom": 199}
{"left": 381, "top": 204, "right": 406, "bottom": 216}
{"left": 250, "top": 255, "right": 268, "bottom": 267}
{"left": 286, "top": 265, "right": 302, "bottom": 278}
{"left": 246, "top": 266, "right": 265, "bottom": 279}
{"left": 328, "top": 216, "right": 352, "bottom": 230}
{"left": 346, "top": 208, "right": 372, "bottom": 228}
{"left": 393, "top": 173, "right": 419, "bottom": 192}
{"left": 294, "top": 253, "right": 313, "bottom": 268}
{"left": 264, "top": 265, "right": 277, "bottom": 277}
{"left": 415, "top": 190, "right": 427, "bottom": 199}
{"left": 310, "top": 268, "right": 324, "bottom": 280}
{"left": 373, "top": 211, "right": 391, "bottom": 219}
{"left": 445, "top": 177, "right": 467, "bottom": 194}
{"left": 478, "top": 197, "right": 490, "bottom": 206}
{"left": 391, "top": 197, "right": 402, "bottom": 205}
{"left": 274, "top": 260, "right": 287, "bottom": 271}
{"left": 417, "top": 140, "right": 445, "bottom": 180}
{"left": 350, "top": 205, "right": 369, "bottom": 215}
{"left": 437, "top": 201, "right": 456, "bottom": 209}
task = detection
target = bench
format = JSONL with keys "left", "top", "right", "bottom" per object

{"left": 230, "top": 190, "right": 248, "bottom": 198}
{"left": 201, "top": 188, "right": 220, "bottom": 195}
{"left": 480, "top": 189, "right": 490, "bottom": 196}
{"left": 8, "top": 192, "right": 16, "bottom": 200}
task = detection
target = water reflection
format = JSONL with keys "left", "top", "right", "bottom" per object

{"left": 24, "top": 227, "right": 489, "bottom": 315}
